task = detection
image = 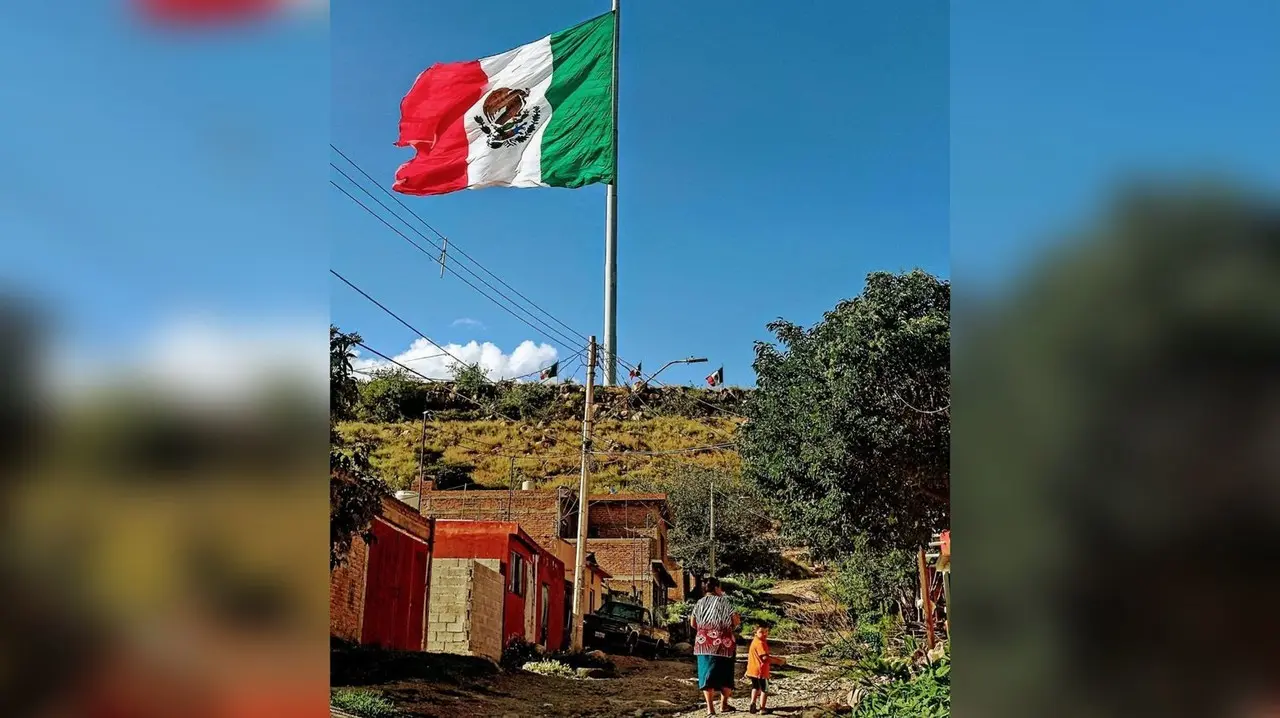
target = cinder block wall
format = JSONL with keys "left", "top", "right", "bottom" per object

{"left": 426, "top": 558, "right": 504, "bottom": 662}
{"left": 427, "top": 558, "right": 474, "bottom": 655}
{"left": 469, "top": 562, "right": 503, "bottom": 661}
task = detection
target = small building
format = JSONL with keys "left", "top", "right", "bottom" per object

{"left": 547, "top": 539, "right": 612, "bottom": 632}
{"left": 330, "top": 497, "right": 436, "bottom": 651}
{"left": 431, "top": 520, "right": 567, "bottom": 651}
{"left": 417, "top": 488, "right": 684, "bottom": 615}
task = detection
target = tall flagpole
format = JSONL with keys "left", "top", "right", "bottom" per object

{"left": 602, "top": 0, "right": 620, "bottom": 386}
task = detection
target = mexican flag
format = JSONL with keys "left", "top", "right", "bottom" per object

{"left": 539, "top": 362, "right": 559, "bottom": 381}
{"left": 706, "top": 367, "right": 724, "bottom": 387}
{"left": 395, "top": 13, "right": 616, "bottom": 196}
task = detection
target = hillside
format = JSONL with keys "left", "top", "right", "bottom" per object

{"left": 340, "top": 385, "right": 748, "bottom": 490}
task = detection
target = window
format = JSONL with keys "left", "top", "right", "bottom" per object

{"left": 589, "top": 590, "right": 595, "bottom": 613}
{"left": 510, "top": 551, "right": 526, "bottom": 596}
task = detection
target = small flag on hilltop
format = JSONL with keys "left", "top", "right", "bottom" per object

{"left": 539, "top": 362, "right": 559, "bottom": 381}
{"left": 706, "top": 367, "right": 724, "bottom": 387}
{"left": 628, "top": 363, "right": 642, "bottom": 381}
{"left": 395, "top": 12, "right": 616, "bottom": 196}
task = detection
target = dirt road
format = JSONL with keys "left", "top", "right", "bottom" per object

{"left": 332, "top": 648, "right": 852, "bottom": 718}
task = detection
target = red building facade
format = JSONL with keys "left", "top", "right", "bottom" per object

{"left": 432, "top": 520, "right": 568, "bottom": 651}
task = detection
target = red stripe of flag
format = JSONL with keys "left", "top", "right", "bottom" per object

{"left": 393, "top": 61, "right": 488, "bottom": 196}
{"left": 134, "top": 0, "right": 282, "bottom": 24}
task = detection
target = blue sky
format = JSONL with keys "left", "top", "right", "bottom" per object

{"left": 952, "top": 0, "right": 1280, "bottom": 286}
{"left": 0, "top": 0, "right": 327, "bottom": 383}
{"left": 331, "top": 0, "right": 949, "bottom": 387}
{"left": 4, "top": 1, "right": 1275, "bottom": 391}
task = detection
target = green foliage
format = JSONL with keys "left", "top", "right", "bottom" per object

{"left": 766, "top": 617, "right": 801, "bottom": 639}
{"left": 500, "top": 636, "right": 541, "bottom": 670}
{"left": 451, "top": 361, "right": 490, "bottom": 402}
{"left": 546, "top": 649, "right": 615, "bottom": 672}
{"left": 657, "top": 600, "right": 692, "bottom": 625}
{"left": 331, "top": 325, "right": 362, "bottom": 422}
{"left": 521, "top": 659, "right": 578, "bottom": 678}
{"left": 358, "top": 368, "right": 428, "bottom": 423}
{"left": 726, "top": 574, "right": 776, "bottom": 592}
{"left": 331, "top": 688, "right": 398, "bottom": 718}
{"left": 741, "top": 270, "right": 950, "bottom": 557}
{"left": 428, "top": 459, "right": 477, "bottom": 490}
{"left": 635, "top": 467, "right": 779, "bottom": 579}
{"left": 854, "top": 655, "right": 950, "bottom": 718}
{"left": 330, "top": 427, "right": 389, "bottom": 570}
{"left": 828, "top": 535, "right": 917, "bottom": 620}
{"left": 496, "top": 380, "right": 556, "bottom": 420}
{"left": 331, "top": 326, "right": 387, "bottom": 570}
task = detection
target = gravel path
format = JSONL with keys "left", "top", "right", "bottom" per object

{"left": 669, "top": 657, "right": 853, "bottom": 718}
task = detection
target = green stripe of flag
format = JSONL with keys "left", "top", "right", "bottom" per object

{"left": 541, "top": 12, "right": 616, "bottom": 187}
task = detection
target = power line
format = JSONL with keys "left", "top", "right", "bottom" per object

{"left": 332, "top": 144, "right": 593, "bottom": 347}
{"left": 330, "top": 147, "right": 750, "bottom": 427}
{"left": 330, "top": 177, "right": 588, "bottom": 353}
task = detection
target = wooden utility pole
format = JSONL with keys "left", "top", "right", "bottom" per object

{"left": 918, "top": 547, "right": 936, "bottom": 651}
{"left": 708, "top": 480, "right": 716, "bottom": 578}
{"left": 570, "top": 337, "right": 598, "bottom": 650}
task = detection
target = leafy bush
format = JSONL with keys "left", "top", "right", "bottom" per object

{"left": 769, "top": 617, "right": 802, "bottom": 639}
{"left": 547, "top": 649, "right": 615, "bottom": 672}
{"left": 452, "top": 362, "right": 490, "bottom": 402}
{"left": 497, "top": 381, "right": 555, "bottom": 420}
{"left": 726, "top": 574, "right": 777, "bottom": 592}
{"left": 657, "top": 600, "right": 692, "bottom": 625}
{"left": 358, "top": 369, "right": 428, "bottom": 423}
{"left": 331, "top": 689, "right": 397, "bottom": 717}
{"left": 521, "top": 659, "right": 578, "bottom": 678}
{"left": 500, "top": 636, "right": 542, "bottom": 670}
{"left": 854, "top": 656, "right": 950, "bottom": 717}
{"left": 828, "top": 535, "right": 917, "bottom": 621}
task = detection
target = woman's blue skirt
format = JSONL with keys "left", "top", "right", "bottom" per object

{"left": 696, "top": 654, "right": 735, "bottom": 691}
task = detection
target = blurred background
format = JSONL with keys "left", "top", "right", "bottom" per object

{"left": 0, "top": 0, "right": 328, "bottom": 716}
{"left": 951, "top": 1, "right": 1279, "bottom": 717}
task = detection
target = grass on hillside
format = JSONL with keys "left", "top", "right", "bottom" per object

{"left": 336, "top": 416, "right": 741, "bottom": 491}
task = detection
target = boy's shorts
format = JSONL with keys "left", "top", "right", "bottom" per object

{"left": 750, "top": 677, "right": 768, "bottom": 692}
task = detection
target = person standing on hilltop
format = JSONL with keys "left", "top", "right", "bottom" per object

{"left": 690, "top": 578, "right": 741, "bottom": 715}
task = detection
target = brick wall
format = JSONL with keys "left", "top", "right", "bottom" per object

{"left": 329, "top": 533, "right": 368, "bottom": 643}
{"left": 571, "top": 536, "right": 670, "bottom": 610}
{"left": 419, "top": 490, "right": 566, "bottom": 545}
{"left": 588, "top": 501, "right": 663, "bottom": 539}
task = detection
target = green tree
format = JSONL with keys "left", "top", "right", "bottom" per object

{"left": 330, "top": 325, "right": 362, "bottom": 422}
{"left": 451, "top": 361, "right": 489, "bottom": 402}
{"left": 330, "top": 325, "right": 387, "bottom": 568}
{"left": 358, "top": 367, "right": 428, "bottom": 423}
{"left": 741, "top": 270, "right": 949, "bottom": 558}
{"left": 637, "top": 465, "right": 779, "bottom": 578}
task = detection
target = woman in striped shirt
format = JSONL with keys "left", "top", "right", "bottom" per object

{"left": 690, "top": 578, "right": 741, "bottom": 715}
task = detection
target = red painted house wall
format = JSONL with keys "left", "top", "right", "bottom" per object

{"left": 534, "top": 546, "right": 567, "bottom": 650}
{"left": 432, "top": 521, "right": 566, "bottom": 649}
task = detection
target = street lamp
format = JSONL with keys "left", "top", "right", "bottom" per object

{"left": 641, "top": 356, "right": 707, "bottom": 387}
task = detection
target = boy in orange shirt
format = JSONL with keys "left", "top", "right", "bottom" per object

{"left": 746, "top": 624, "right": 784, "bottom": 714}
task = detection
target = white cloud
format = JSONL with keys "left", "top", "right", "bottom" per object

{"left": 451, "top": 317, "right": 486, "bottom": 330}
{"left": 47, "top": 313, "right": 326, "bottom": 407}
{"left": 354, "top": 338, "right": 560, "bottom": 382}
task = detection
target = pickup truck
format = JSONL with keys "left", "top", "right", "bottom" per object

{"left": 583, "top": 600, "right": 670, "bottom": 658}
